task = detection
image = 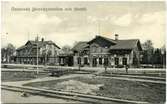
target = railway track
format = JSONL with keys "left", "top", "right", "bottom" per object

{"left": 99, "top": 74, "right": 166, "bottom": 81}
{"left": 2, "top": 84, "right": 149, "bottom": 104}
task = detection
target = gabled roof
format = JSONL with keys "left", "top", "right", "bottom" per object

{"left": 72, "top": 35, "right": 142, "bottom": 52}
{"left": 98, "top": 36, "right": 116, "bottom": 44}
{"left": 16, "top": 45, "right": 27, "bottom": 51}
{"left": 110, "top": 39, "right": 142, "bottom": 51}
{"left": 44, "top": 41, "right": 61, "bottom": 49}
{"left": 26, "top": 41, "right": 36, "bottom": 45}
{"left": 72, "top": 41, "right": 89, "bottom": 52}
{"left": 17, "top": 40, "right": 60, "bottom": 51}
{"left": 28, "top": 40, "right": 60, "bottom": 49}
{"left": 87, "top": 35, "right": 116, "bottom": 47}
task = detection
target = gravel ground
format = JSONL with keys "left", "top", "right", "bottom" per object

{"left": 1, "top": 89, "right": 81, "bottom": 103}
{"left": 24, "top": 76, "right": 166, "bottom": 104}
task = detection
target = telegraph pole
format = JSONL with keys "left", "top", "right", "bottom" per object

{"left": 36, "top": 35, "right": 39, "bottom": 75}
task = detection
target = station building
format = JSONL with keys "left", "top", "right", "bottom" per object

{"left": 72, "top": 34, "right": 142, "bottom": 68}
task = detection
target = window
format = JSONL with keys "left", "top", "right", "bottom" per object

{"left": 84, "top": 57, "right": 88, "bottom": 65}
{"left": 104, "top": 58, "right": 108, "bottom": 66}
{"left": 98, "top": 48, "right": 101, "bottom": 52}
{"left": 123, "top": 58, "right": 127, "bottom": 65}
{"left": 92, "top": 46, "right": 96, "bottom": 52}
{"left": 115, "top": 57, "right": 119, "bottom": 65}
{"left": 77, "top": 57, "right": 81, "bottom": 64}
{"left": 99, "top": 57, "right": 102, "bottom": 65}
{"left": 60, "top": 58, "right": 64, "bottom": 64}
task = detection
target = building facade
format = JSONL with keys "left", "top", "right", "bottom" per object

{"left": 15, "top": 37, "right": 61, "bottom": 65}
{"left": 72, "top": 35, "right": 142, "bottom": 68}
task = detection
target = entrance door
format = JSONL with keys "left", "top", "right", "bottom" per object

{"left": 92, "top": 57, "right": 97, "bottom": 67}
{"left": 67, "top": 56, "right": 73, "bottom": 66}
{"left": 84, "top": 57, "right": 88, "bottom": 65}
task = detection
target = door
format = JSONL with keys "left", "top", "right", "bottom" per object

{"left": 67, "top": 56, "right": 73, "bottom": 66}
{"left": 84, "top": 57, "right": 88, "bottom": 65}
{"left": 92, "top": 57, "right": 97, "bottom": 67}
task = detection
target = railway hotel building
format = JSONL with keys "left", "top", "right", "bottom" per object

{"left": 72, "top": 34, "right": 142, "bottom": 68}
{"left": 16, "top": 37, "right": 61, "bottom": 65}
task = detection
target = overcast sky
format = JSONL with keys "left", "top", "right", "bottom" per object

{"left": 1, "top": 1, "right": 166, "bottom": 48}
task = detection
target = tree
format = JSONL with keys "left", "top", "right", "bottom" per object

{"left": 161, "top": 45, "right": 166, "bottom": 68}
{"left": 73, "top": 41, "right": 78, "bottom": 47}
{"left": 62, "top": 45, "right": 71, "bottom": 54}
{"left": 1, "top": 48, "right": 7, "bottom": 62}
{"left": 142, "top": 40, "right": 154, "bottom": 50}
{"left": 141, "top": 40, "right": 154, "bottom": 64}
{"left": 1, "top": 43, "right": 16, "bottom": 63}
{"left": 153, "top": 48, "right": 162, "bottom": 64}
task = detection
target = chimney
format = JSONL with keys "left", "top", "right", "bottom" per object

{"left": 115, "top": 34, "right": 119, "bottom": 40}
{"left": 41, "top": 38, "right": 44, "bottom": 42}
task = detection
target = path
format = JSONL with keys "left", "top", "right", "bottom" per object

{"left": 2, "top": 74, "right": 90, "bottom": 87}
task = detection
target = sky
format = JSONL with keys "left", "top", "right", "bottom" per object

{"left": 1, "top": 1, "right": 166, "bottom": 48}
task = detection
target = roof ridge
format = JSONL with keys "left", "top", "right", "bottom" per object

{"left": 118, "top": 39, "right": 139, "bottom": 40}
{"left": 98, "top": 35, "right": 116, "bottom": 43}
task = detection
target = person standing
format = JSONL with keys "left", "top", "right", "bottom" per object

{"left": 125, "top": 65, "right": 129, "bottom": 74}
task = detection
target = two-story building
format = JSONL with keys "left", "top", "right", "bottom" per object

{"left": 16, "top": 37, "right": 61, "bottom": 65}
{"left": 72, "top": 34, "right": 142, "bottom": 68}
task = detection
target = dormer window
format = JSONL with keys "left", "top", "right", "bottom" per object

{"left": 98, "top": 47, "right": 102, "bottom": 52}
{"left": 92, "top": 46, "right": 96, "bottom": 52}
